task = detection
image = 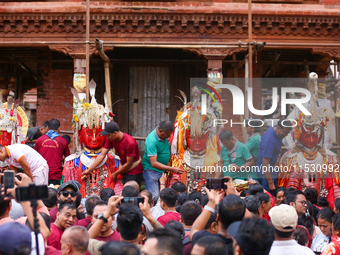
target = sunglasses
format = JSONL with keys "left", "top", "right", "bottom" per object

{"left": 61, "top": 191, "right": 77, "bottom": 197}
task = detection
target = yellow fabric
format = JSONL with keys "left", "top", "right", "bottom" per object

{"left": 205, "top": 135, "right": 218, "bottom": 171}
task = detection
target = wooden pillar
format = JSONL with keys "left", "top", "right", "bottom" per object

{"left": 336, "top": 61, "right": 340, "bottom": 159}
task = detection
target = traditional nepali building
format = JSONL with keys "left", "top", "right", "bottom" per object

{"left": 0, "top": 0, "right": 339, "bottom": 154}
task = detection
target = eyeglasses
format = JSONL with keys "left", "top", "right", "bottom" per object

{"left": 296, "top": 201, "right": 307, "bottom": 206}
{"left": 61, "top": 191, "right": 77, "bottom": 197}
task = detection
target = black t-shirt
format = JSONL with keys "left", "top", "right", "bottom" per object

{"left": 192, "top": 230, "right": 233, "bottom": 255}
{"left": 26, "top": 126, "right": 41, "bottom": 140}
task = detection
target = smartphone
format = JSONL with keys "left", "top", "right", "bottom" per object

{"left": 4, "top": 170, "right": 15, "bottom": 197}
{"left": 206, "top": 178, "right": 230, "bottom": 190}
{"left": 121, "top": 197, "right": 145, "bottom": 206}
{"left": 16, "top": 185, "right": 48, "bottom": 202}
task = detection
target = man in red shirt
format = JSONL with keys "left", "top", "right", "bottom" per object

{"left": 49, "top": 181, "right": 79, "bottom": 223}
{"left": 47, "top": 202, "right": 77, "bottom": 250}
{"left": 35, "top": 118, "right": 70, "bottom": 185}
{"left": 157, "top": 188, "right": 181, "bottom": 226}
{"left": 91, "top": 201, "right": 120, "bottom": 241}
{"left": 84, "top": 122, "right": 143, "bottom": 187}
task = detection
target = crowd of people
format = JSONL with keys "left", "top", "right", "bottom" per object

{"left": 0, "top": 117, "right": 339, "bottom": 255}
{"left": 2, "top": 171, "right": 340, "bottom": 255}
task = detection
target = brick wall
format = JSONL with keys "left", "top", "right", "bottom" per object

{"left": 36, "top": 65, "right": 74, "bottom": 150}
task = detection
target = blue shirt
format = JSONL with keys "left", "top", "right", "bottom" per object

{"left": 257, "top": 126, "right": 282, "bottom": 175}
{"left": 311, "top": 232, "right": 330, "bottom": 253}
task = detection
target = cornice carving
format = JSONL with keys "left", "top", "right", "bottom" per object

{"left": 0, "top": 14, "right": 340, "bottom": 41}
{"left": 184, "top": 48, "right": 247, "bottom": 59}
{"left": 311, "top": 48, "right": 340, "bottom": 61}
{"left": 48, "top": 45, "right": 111, "bottom": 58}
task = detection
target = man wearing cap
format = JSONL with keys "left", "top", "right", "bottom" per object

{"left": 0, "top": 222, "right": 31, "bottom": 255}
{"left": 83, "top": 121, "right": 143, "bottom": 187}
{"left": 268, "top": 204, "right": 314, "bottom": 255}
{"left": 49, "top": 181, "right": 80, "bottom": 223}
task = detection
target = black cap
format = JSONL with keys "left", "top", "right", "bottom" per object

{"left": 100, "top": 122, "right": 120, "bottom": 136}
{"left": 58, "top": 181, "right": 79, "bottom": 193}
{"left": 227, "top": 221, "right": 241, "bottom": 238}
{"left": 245, "top": 117, "right": 263, "bottom": 127}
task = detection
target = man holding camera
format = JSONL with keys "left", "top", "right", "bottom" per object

{"left": 0, "top": 173, "right": 50, "bottom": 227}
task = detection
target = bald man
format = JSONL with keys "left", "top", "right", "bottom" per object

{"left": 124, "top": 180, "right": 140, "bottom": 191}
{"left": 60, "top": 226, "right": 89, "bottom": 255}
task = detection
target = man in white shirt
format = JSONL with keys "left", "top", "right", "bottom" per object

{"left": 269, "top": 204, "right": 314, "bottom": 255}
{"left": 0, "top": 144, "right": 49, "bottom": 185}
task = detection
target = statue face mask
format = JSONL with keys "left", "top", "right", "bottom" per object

{"left": 299, "top": 125, "right": 322, "bottom": 148}
{"left": 0, "top": 131, "right": 12, "bottom": 146}
{"left": 79, "top": 126, "right": 106, "bottom": 150}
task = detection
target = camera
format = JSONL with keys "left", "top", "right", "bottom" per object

{"left": 206, "top": 178, "right": 230, "bottom": 190}
{"left": 121, "top": 197, "right": 144, "bottom": 206}
{"left": 16, "top": 183, "right": 48, "bottom": 202}
{"left": 4, "top": 170, "right": 15, "bottom": 197}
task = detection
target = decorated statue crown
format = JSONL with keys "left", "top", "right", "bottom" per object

{"left": 70, "top": 80, "right": 114, "bottom": 151}
{"left": 0, "top": 91, "right": 28, "bottom": 145}
{"left": 284, "top": 72, "right": 333, "bottom": 150}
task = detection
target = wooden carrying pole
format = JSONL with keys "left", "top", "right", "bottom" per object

{"left": 95, "top": 38, "right": 113, "bottom": 112}
{"left": 85, "top": 0, "right": 90, "bottom": 101}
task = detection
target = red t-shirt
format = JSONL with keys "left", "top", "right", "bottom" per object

{"left": 35, "top": 135, "right": 70, "bottom": 180}
{"left": 97, "top": 231, "right": 121, "bottom": 242}
{"left": 104, "top": 132, "right": 142, "bottom": 175}
{"left": 47, "top": 223, "right": 64, "bottom": 250}
{"left": 157, "top": 212, "right": 181, "bottom": 226}
{"left": 78, "top": 216, "right": 92, "bottom": 228}
{"left": 45, "top": 246, "right": 62, "bottom": 255}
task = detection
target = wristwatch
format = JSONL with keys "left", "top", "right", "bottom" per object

{"left": 97, "top": 213, "right": 108, "bottom": 223}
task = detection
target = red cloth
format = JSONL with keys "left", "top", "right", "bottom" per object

{"left": 77, "top": 216, "right": 92, "bottom": 228}
{"left": 35, "top": 135, "right": 70, "bottom": 180}
{"left": 45, "top": 246, "right": 62, "bottom": 255}
{"left": 262, "top": 214, "right": 271, "bottom": 223}
{"left": 104, "top": 133, "right": 142, "bottom": 175}
{"left": 265, "top": 191, "right": 276, "bottom": 208}
{"left": 157, "top": 212, "right": 181, "bottom": 226}
{"left": 47, "top": 223, "right": 64, "bottom": 250}
{"left": 321, "top": 236, "right": 340, "bottom": 255}
{"left": 49, "top": 207, "right": 58, "bottom": 223}
{"left": 97, "top": 231, "right": 121, "bottom": 242}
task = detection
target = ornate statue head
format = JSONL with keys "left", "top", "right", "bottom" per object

{"left": 79, "top": 126, "right": 106, "bottom": 150}
{"left": 289, "top": 73, "right": 331, "bottom": 150}
{"left": 71, "top": 80, "right": 114, "bottom": 151}
{"left": 299, "top": 125, "right": 323, "bottom": 148}
{"left": 0, "top": 94, "right": 27, "bottom": 145}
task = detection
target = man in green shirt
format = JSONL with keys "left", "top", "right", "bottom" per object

{"left": 218, "top": 130, "right": 256, "bottom": 180}
{"left": 143, "top": 121, "right": 184, "bottom": 198}
{"left": 245, "top": 117, "right": 262, "bottom": 166}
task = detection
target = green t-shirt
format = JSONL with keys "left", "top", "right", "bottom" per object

{"left": 143, "top": 129, "right": 170, "bottom": 173}
{"left": 245, "top": 133, "right": 261, "bottom": 158}
{"left": 220, "top": 140, "right": 257, "bottom": 180}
